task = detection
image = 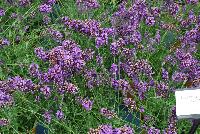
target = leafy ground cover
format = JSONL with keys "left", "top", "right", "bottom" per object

{"left": 0, "top": 0, "right": 200, "bottom": 133}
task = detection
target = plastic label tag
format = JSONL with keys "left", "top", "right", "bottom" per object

{"left": 175, "top": 88, "right": 200, "bottom": 119}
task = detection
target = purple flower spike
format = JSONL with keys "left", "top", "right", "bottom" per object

{"left": 43, "top": 110, "right": 52, "bottom": 123}
{"left": 0, "top": 8, "right": 5, "bottom": 17}
{"left": 39, "top": 4, "right": 52, "bottom": 13}
{"left": 76, "top": 96, "right": 93, "bottom": 111}
{"left": 56, "top": 109, "right": 64, "bottom": 120}
{"left": 0, "top": 119, "right": 9, "bottom": 126}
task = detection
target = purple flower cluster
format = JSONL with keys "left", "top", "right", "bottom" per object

{"left": 100, "top": 108, "right": 116, "bottom": 119}
{"left": 47, "top": 28, "right": 63, "bottom": 42}
{"left": 76, "top": 0, "right": 100, "bottom": 12}
{"left": 40, "top": 85, "right": 51, "bottom": 99}
{"left": 135, "top": 81, "right": 149, "bottom": 100}
{"left": 156, "top": 82, "right": 169, "bottom": 98}
{"left": 43, "top": 110, "right": 52, "bottom": 123}
{"left": 33, "top": 40, "right": 87, "bottom": 86}
{"left": 0, "top": 119, "right": 9, "bottom": 126}
{"left": 58, "top": 81, "right": 79, "bottom": 94}
{"left": 110, "top": 38, "right": 126, "bottom": 55}
{"left": 111, "top": 78, "right": 131, "bottom": 91}
{"left": 0, "top": 76, "right": 37, "bottom": 109}
{"left": 123, "top": 59, "right": 154, "bottom": 78}
{"left": 34, "top": 47, "right": 49, "bottom": 61}
{"left": 0, "top": 38, "right": 10, "bottom": 48}
{"left": 18, "top": 0, "right": 31, "bottom": 7}
{"left": 163, "top": 106, "right": 177, "bottom": 134}
{"left": 39, "top": 3, "right": 52, "bottom": 13}
{"left": 83, "top": 69, "right": 98, "bottom": 89}
{"left": 62, "top": 17, "right": 115, "bottom": 48}
{"left": 88, "top": 124, "right": 134, "bottom": 134}
{"left": 76, "top": 96, "right": 93, "bottom": 111}
{"left": 172, "top": 72, "right": 188, "bottom": 82}
{"left": 56, "top": 109, "right": 64, "bottom": 120}
{"left": 46, "top": 0, "right": 57, "bottom": 5}
{"left": 147, "top": 127, "right": 161, "bottom": 134}
{"left": 0, "top": 8, "right": 5, "bottom": 16}
{"left": 123, "top": 97, "right": 137, "bottom": 110}
{"left": 0, "top": 90, "right": 13, "bottom": 107}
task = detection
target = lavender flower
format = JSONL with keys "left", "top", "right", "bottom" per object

{"left": 29, "top": 63, "right": 40, "bottom": 77}
{"left": 186, "top": 0, "right": 199, "bottom": 4}
{"left": 39, "top": 4, "right": 52, "bottom": 13}
{"left": 34, "top": 47, "right": 49, "bottom": 61}
{"left": 168, "top": 3, "right": 179, "bottom": 15}
{"left": 47, "top": 28, "right": 63, "bottom": 42}
{"left": 100, "top": 108, "right": 116, "bottom": 119}
{"left": 18, "top": 0, "right": 31, "bottom": 7}
{"left": 0, "top": 90, "right": 13, "bottom": 107}
{"left": 156, "top": 82, "right": 169, "bottom": 98}
{"left": 59, "top": 82, "right": 79, "bottom": 94}
{"left": 46, "top": 0, "right": 56, "bottom": 5}
{"left": 43, "top": 15, "right": 51, "bottom": 24}
{"left": 40, "top": 86, "right": 51, "bottom": 99}
{"left": 120, "top": 125, "right": 134, "bottom": 134}
{"left": 123, "top": 97, "right": 137, "bottom": 110}
{"left": 161, "top": 68, "right": 169, "bottom": 81}
{"left": 110, "top": 63, "right": 118, "bottom": 77}
{"left": 96, "top": 55, "right": 103, "bottom": 66}
{"left": 151, "top": 7, "right": 160, "bottom": 17}
{"left": 145, "top": 15, "right": 156, "bottom": 26}
{"left": 0, "top": 38, "right": 10, "bottom": 48}
{"left": 0, "top": 118, "right": 9, "bottom": 126}
{"left": 76, "top": 97, "right": 93, "bottom": 111}
{"left": 172, "top": 72, "right": 188, "bottom": 82}
{"left": 56, "top": 109, "right": 64, "bottom": 120}
{"left": 0, "top": 8, "right": 5, "bottom": 16}
{"left": 76, "top": 0, "right": 100, "bottom": 12}
{"left": 98, "top": 124, "right": 113, "bottom": 134}
{"left": 43, "top": 110, "right": 52, "bottom": 123}
{"left": 147, "top": 127, "right": 161, "bottom": 134}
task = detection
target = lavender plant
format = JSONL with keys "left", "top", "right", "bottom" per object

{"left": 0, "top": 0, "right": 200, "bottom": 133}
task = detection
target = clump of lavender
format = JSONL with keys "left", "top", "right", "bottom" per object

{"left": 110, "top": 63, "right": 118, "bottom": 78}
{"left": 122, "top": 59, "right": 154, "bottom": 79}
{"left": 164, "top": 106, "right": 177, "bottom": 134}
{"left": 161, "top": 68, "right": 169, "bottom": 81}
{"left": 100, "top": 108, "right": 116, "bottom": 119}
{"left": 39, "top": 3, "right": 52, "bottom": 13}
{"left": 61, "top": 17, "right": 114, "bottom": 48}
{"left": 88, "top": 124, "right": 135, "bottom": 134}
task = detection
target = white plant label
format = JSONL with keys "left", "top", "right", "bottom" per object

{"left": 175, "top": 88, "right": 200, "bottom": 119}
